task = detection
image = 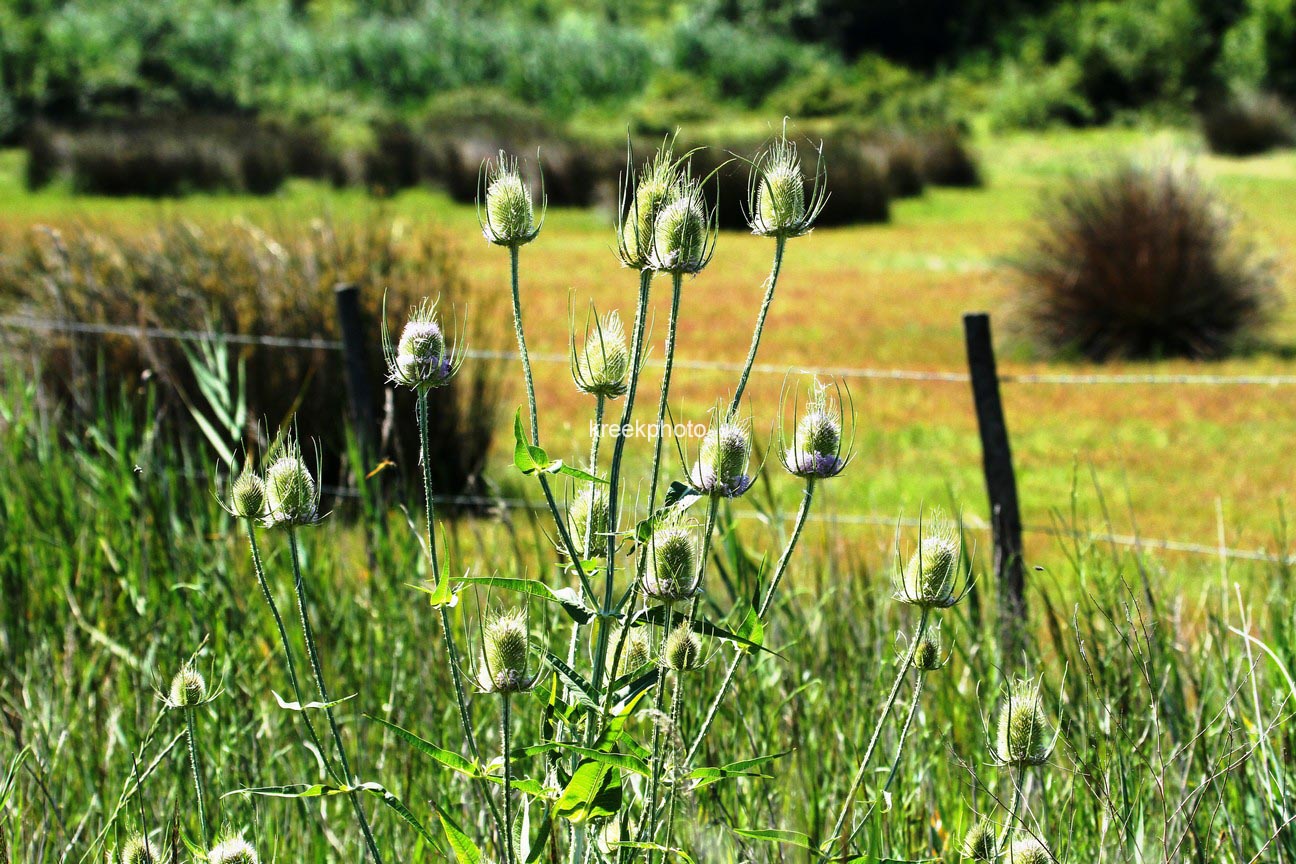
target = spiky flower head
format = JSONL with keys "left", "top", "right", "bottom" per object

{"left": 691, "top": 413, "right": 755, "bottom": 498}
{"left": 960, "top": 819, "right": 998, "bottom": 861}
{"left": 996, "top": 679, "right": 1055, "bottom": 767}
{"left": 569, "top": 486, "right": 610, "bottom": 554}
{"left": 388, "top": 299, "right": 458, "bottom": 390}
{"left": 119, "top": 835, "right": 158, "bottom": 864}
{"left": 914, "top": 624, "right": 945, "bottom": 672}
{"left": 748, "top": 132, "right": 826, "bottom": 238}
{"left": 781, "top": 378, "right": 848, "bottom": 479}
{"left": 1007, "top": 838, "right": 1055, "bottom": 864}
{"left": 618, "top": 145, "right": 681, "bottom": 269}
{"left": 228, "top": 469, "right": 265, "bottom": 520}
{"left": 618, "top": 626, "right": 653, "bottom": 675}
{"left": 480, "top": 609, "right": 535, "bottom": 694}
{"left": 895, "top": 518, "right": 963, "bottom": 609}
{"left": 643, "top": 517, "right": 700, "bottom": 602}
{"left": 480, "top": 151, "right": 541, "bottom": 247}
{"left": 663, "top": 622, "right": 703, "bottom": 672}
{"left": 208, "top": 835, "right": 259, "bottom": 864}
{"left": 649, "top": 181, "right": 713, "bottom": 275}
{"left": 573, "top": 310, "right": 630, "bottom": 399}
{"left": 263, "top": 438, "right": 318, "bottom": 527}
{"left": 169, "top": 665, "right": 207, "bottom": 708}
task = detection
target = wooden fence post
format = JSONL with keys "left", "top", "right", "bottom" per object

{"left": 334, "top": 282, "right": 376, "bottom": 463}
{"left": 963, "top": 312, "right": 1026, "bottom": 663}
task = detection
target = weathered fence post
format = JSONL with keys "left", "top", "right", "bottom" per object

{"left": 963, "top": 312, "right": 1026, "bottom": 663}
{"left": 334, "top": 282, "right": 376, "bottom": 463}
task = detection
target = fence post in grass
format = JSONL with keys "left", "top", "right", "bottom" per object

{"left": 334, "top": 282, "right": 377, "bottom": 465}
{"left": 963, "top": 312, "right": 1026, "bottom": 663}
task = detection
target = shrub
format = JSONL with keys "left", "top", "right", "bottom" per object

{"left": 1016, "top": 161, "right": 1276, "bottom": 360}
{"left": 0, "top": 216, "right": 504, "bottom": 495}
{"left": 871, "top": 132, "right": 926, "bottom": 199}
{"left": 1201, "top": 91, "right": 1296, "bottom": 155}
{"left": 919, "top": 127, "right": 983, "bottom": 187}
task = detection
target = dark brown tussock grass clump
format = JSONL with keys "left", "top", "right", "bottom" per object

{"left": 1201, "top": 91, "right": 1296, "bottom": 156}
{"left": 0, "top": 217, "right": 505, "bottom": 496}
{"left": 919, "top": 127, "right": 982, "bottom": 187}
{"left": 1016, "top": 161, "right": 1276, "bottom": 361}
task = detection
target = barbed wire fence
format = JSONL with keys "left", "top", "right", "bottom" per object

{"left": 4, "top": 310, "right": 1295, "bottom": 567}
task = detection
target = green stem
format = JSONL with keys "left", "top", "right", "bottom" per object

{"left": 1001, "top": 764, "right": 1027, "bottom": 854}
{"left": 287, "top": 528, "right": 385, "bottom": 863}
{"left": 510, "top": 245, "right": 539, "bottom": 445}
{"left": 640, "top": 604, "right": 677, "bottom": 848}
{"left": 827, "top": 608, "right": 931, "bottom": 854}
{"left": 658, "top": 670, "right": 686, "bottom": 859}
{"left": 730, "top": 236, "right": 786, "bottom": 414}
{"left": 184, "top": 709, "right": 208, "bottom": 846}
{"left": 245, "top": 518, "right": 339, "bottom": 783}
{"left": 683, "top": 479, "right": 815, "bottom": 767}
{"left": 846, "top": 671, "right": 928, "bottom": 846}
{"left": 417, "top": 392, "right": 508, "bottom": 855}
{"left": 502, "top": 693, "right": 516, "bottom": 864}
{"left": 583, "top": 396, "right": 606, "bottom": 559}
{"left": 646, "top": 274, "right": 683, "bottom": 514}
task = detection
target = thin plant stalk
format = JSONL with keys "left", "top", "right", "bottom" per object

{"left": 684, "top": 478, "right": 816, "bottom": 767}
{"left": 646, "top": 273, "right": 684, "bottom": 514}
{"left": 584, "top": 395, "right": 606, "bottom": 558}
{"left": 502, "top": 693, "right": 516, "bottom": 864}
{"left": 286, "top": 527, "right": 384, "bottom": 864}
{"left": 183, "top": 708, "right": 208, "bottom": 847}
{"left": 416, "top": 391, "right": 508, "bottom": 853}
{"left": 510, "top": 246, "right": 539, "bottom": 445}
{"left": 658, "top": 669, "right": 686, "bottom": 861}
{"left": 1001, "top": 764, "right": 1028, "bottom": 853}
{"left": 847, "top": 672, "right": 927, "bottom": 845}
{"left": 638, "top": 603, "right": 678, "bottom": 850}
{"left": 827, "top": 607, "right": 931, "bottom": 851}
{"left": 245, "top": 519, "right": 339, "bottom": 783}
{"left": 730, "top": 236, "right": 787, "bottom": 413}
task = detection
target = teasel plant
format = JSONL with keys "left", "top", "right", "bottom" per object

{"left": 161, "top": 657, "right": 220, "bottom": 847}
{"left": 827, "top": 512, "right": 973, "bottom": 857}
{"left": 988, "top": 676, "right": 1060, "bottom": 861}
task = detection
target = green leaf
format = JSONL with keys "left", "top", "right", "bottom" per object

{"left": 514, "top": 410, "right": 539, "bottom": 474}
{"left": 736, "top": 604, "right": 764, "bottom": 650}
{"left": 430, "top": 799, "right": 482, "bottom": 864}
{"left": 634, "top": 481, "right": 704, "bottom": 543}
{"left": 351, "top": 782, "right": 440, "bottom": 847}
{"left": 272, "top": 691, "right": 356, "bottom": 712}
{"left": 367, "top": 715, "right": 481, "bottom": 778}
{"left": 554, "top": 760, "right": 623, "bottom": 824}
{"left": 731, "top": 828, "right": 814, "bottom": 850}
{"left": 543, "top": 650, "right": 600, "bottom": 708}
{"left": 455, "top": 576, "right": 592, "bottom": 625}
{"left": 610, "top": 842, "right": 695, "bottom": 863}
{"left": 224, "top": 783, "right": 348, "bottom": 799}
{"left": 632, "top": 606, "right": 777, "bottom": 656}
{"left": 687, "top": 751, "right": 790, "bottom": 789}
{"left": 512, "top": 409, "right": 607, "bottom": 484}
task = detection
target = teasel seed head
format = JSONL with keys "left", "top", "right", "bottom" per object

{"left": 480, "top": 609, "right": 536, "bottom": 694}
{"left": 1007, "top": 838, "right": 1055, "bottom": 864}
{"left": 895, "top": 516, "right": 965, "bottom": 609}
{"left": 691, "top": 412, "right": 755, "bottom": 498}
{"left": 263, "top": 440, "right": 319, "bottom": 527}
{"left": 229, "top": 469, "right": 265, "bottom": 520}
{"left": 208, "top": 835, "right": 259, "bottom": 864}
{"left": 618, "top": 627, "right": 653, "bottom": 675}
{"left": 568, "top": 486, "right": 611, "bottom": 555}
{"left": 996, "top": 678, "right": 1056, "bottom": 767}
{"left": 663, "top": 622, "right": 703, "bottom": 672}
{"left": 169, "top": 665, "right": 207, "bottom": 708}
{"left": 643, "top": 517, "right": 701, "bottom": 602}
{"left": 387, "top": 298, "right": 460, "bottom": 390}
{"left": 747, "top": 131, "right": 827, "bottom": 238}
{"left": 914, "top": 624, "right": 945, "bottom": 672}
{"left": 617, "top": 144, "right": 681, "bottom": 270}
{"left": 960, "top": 819, "right": 998, "bottom": 861}
{"left": 572, "top": 309, "right": 630, "bottom": 399}
{"left": 649, "top": 180, "right": 713, "bottom": 275}
{"left": 780, "top": 377, "right": 851, "bottom": 479}
{"left": 479, "top": 151, "right": 542, "bottom": 247}
{"left": 119, "top": 835, "right": 159, "bottom": 864}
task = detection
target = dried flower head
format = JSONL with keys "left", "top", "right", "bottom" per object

{"left": 572, "top": 309, "right": 630, "bottom": 399}
{"left": 895, "top": 517, "right": 965, "bottom": 609}
{"left": 386, "top": 298, "right": 461, "bottom": 390}
{"left": 914, "top": 623, "right": 945, "bottom": 672}
{"left": 479, "top": 151, "right": 542, "bottom": 247}
{"left": 1007, "top": 838, "right": 1055, "bottom": 864}
{"left": 569, "top": 486, "right": 611, "bottom": 555}
{"left": 228, "top": 469, "right": 265, "bottom": 520}
{"left": 663, "top": 622, "right": 703, "bottom": 672}
{"left": 119, "top": 835, "right": 159, "bottom": 864}
{"left": 780, "top": 377, "right": 851, "bottom": 479}
{"left": 479, "top": 609, "right": 536, "bottom": 694}
{"left": 208, "top": 835, "right": 259, "bottom": 864}
{"left": 263, "top": 441, "right": 319, "bottom": 527}
{"left": 691, "top": 413, "right": 755, "bottom": 498}
{"left": 643, "top": 517, "right": 701, "bottom": 602}
{"left": 960, "top": 819, "right": 998, "bottom": 861}
{"left": 996, "top": 679, "right": 1056, "bottom": 767}
{"left": 169, "top": 665, "right": 207, "bottom": 708}
{"left": 617, "top": 626, "right": 653, "bottom": 675}
{"left": 649, "top": 180, "right": 714, "bottom": 275}
{"left": 618, "top": 144, "right": 682, "bottom": 269}
{"left": 748, "top": 132, "right": 827, "bottom": 238}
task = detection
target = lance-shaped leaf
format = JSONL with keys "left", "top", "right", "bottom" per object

{"left": 367, "top": 715, "right": 481, "bottom": 778}
{"left": 634, "top": 481, "right": 704, "bottom": 544}
{"left": 631, "top": 606, "right": 778, "bottom": 656}
{"left": 456, "top": 575, "right": 592, "bottom": 625}
{"left": 514, "top": 409, "right": 607, "bottom": 484}
{"left": 687, "top": 751, "right": 790, "bottom": 790}
{"left": 272, "top": 691, "right": 356, "bottom": 712}
{"left": 554, "top": 759, "right": 623, "bottom": 824}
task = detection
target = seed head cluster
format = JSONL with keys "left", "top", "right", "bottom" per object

{"left": 896, "top": 522, "right": 962, "bottom": 608}
{"left": 663, "top": 622, "right": 703, "bottom": 672}
{"left": 643, "top": 518, "right": 700, "bottom": 602}
{"left": 574, "top": 311, "right": 630, "bottom": 399}
{"left": 1008, "top": 839, "right": 1055, "bottom": 864}
{"left": 481, "top": 152, "right": 540, "bottom": 247}
{"left": 263, "top": 442, "right": 318, "bottom": 527}
{"left": 996, "top": 679, "right": 1054, "bottom": 766}
{"left": 229, "top": 470, "right": 266, "bottom": 519}
{"left": 169, "top": 665, "right": 207, "bottom": 708}
{"left": 619, "top": 148, "right": 680, "bottom": 270}
{"left": 208, "top": 836, "right": 259, "bottom": 864}
{"left": 692, "top": 415, "right": 754, "bottom": 498}
{"left": 569, "top": 486, "right": 610, "bottom": 553}
{"left": 481, "top": 609, "right": 534, "bottom": 694}
{"left": 390, "top": 300, "right": 457, "bottom": 390}
{"left": 782, "top": 379, "right": 847, "bottom": 479}
{"left": 650, "top": 182, "right": 711, "bottom": 275}
{"left": 914, "top": 625, "right": 944, "bottom": 672}
{"left": 119, "top": 836, "right": 158, "bottom": 864}
{"left": 961, "top": 820, "right": 998, "bottom": 861}
{"left": 618, "top": 627, "right": 653, "bottom": 674}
